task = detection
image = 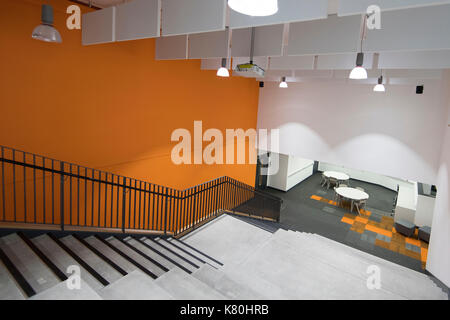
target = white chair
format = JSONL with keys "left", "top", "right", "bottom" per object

{"left": 327, "top": 177, "right": 338, "bottom": 189}
{"left": 353, "top": 199, "right": 367, "bottom": 215}
{"left": 320, "top": 174, "right": 328, "bottom": 187}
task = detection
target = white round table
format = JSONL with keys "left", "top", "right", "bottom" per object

{"left": 335, "top": 187, "right": 369, "bottom": 201}
{"left": 335, "top": 187, "right": 369, "bottom": 214}
{"left": 323, "top": 171, "right": 350, "bottom": 181}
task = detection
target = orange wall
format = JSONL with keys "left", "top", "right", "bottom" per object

{"left": 0, "top": 0, "right": 259, "bottom": 190}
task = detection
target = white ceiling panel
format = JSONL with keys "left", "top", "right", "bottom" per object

{"left": 293, "top": 70, "right": 334, "bottom": 78}
{"left": 364, "top": 5, "right": 450, "bottom": 52}
{"left": 82, "top": 7, "right": 115, "bottom": 45}
{"left": 115, "top": 0, "right": 160, "bottom": 41}
{"left": 229, "top": 0, "right": 328, "bottom": 29}
{"left": 288, "top": 14, "right": 361, "bottom": 55}
{"left": 189, "top": 30, "right": 229, "bottom": 59}
{"left": 338, "top": 0, "right": 450, "bottom": 16}
{"left": 317, "top": 53, "right": 373, "bottom": 70}
{"left": 269, "top": 56, "right": 315, "bottom": 70}
{"left": 231, "top": 24, "right": 284, "bottom": 57}
{"left": 155, "top": 35, "right": 188, "bottom": 60}
{"left": 379, "top": 50, "right": 450, "bottom": 69}
{"left": 232, "top": 57, "right": 269, "bottom": 70}
{"left": 201, "top": 58, "right": 231, "bottom": 70}
{"left": 162, "top": 0, "right": 226, "bottom": 36}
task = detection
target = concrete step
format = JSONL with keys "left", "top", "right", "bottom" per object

{"left": 124, "top": 237, "right": 176, "bottom": 271}
{"left": 106, "top": 237, "right": 166, "bottom": 278}
{"left": 31, "top": 234, "right": 106, "bottom": 292}
{"left": 192, "top": 264, "right": 265, "bottom": 300}
{"left": 0, "top": 260, "right": 26, "bottom": 300}
{"left": 298, "top": 231, "right": 441, "bottom": 289}
{"left": 234, "top": 231, "right": 404, "bottom": 300}
{"left": 140, "top": 237, "right": 198, "bottom": 273}
{"left": 99, "top": 270, "right": 173, "bottom": 300}
{"left": 307, "top": 232, "right": 431, "bottom": 280}
{"left": 0, "top": 233, "right": 60, "bottom": 294}
{"left": 84, "top": 236, "right": 138, "bottom": 274}
{"left": 277, "top": 230, "right": 446, "bottom": 299}
{"left": 154, "top": 267, "right": 227, "bottom": 300}
{"left": 60, "top": 235, "right": 123, "bottom": 284}
{"left": 166, "top": 237, "right": 223, "bottom": 269}
{"left": 155, "top": 238, "right": 207, "bottom": 267}
{"left": 29, "top": 278, "right": 102, "bottom": 300}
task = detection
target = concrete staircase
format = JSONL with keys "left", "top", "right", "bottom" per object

{"left": 0, "top": 214, "right": 448, "bottom": 299}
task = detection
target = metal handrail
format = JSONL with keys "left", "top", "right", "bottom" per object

{"left": 0, "top": 145, "right": 282, "bottom": 236}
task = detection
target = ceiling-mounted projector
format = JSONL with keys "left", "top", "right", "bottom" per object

{"left": 234, "top": 63, "right": 265, "bottom": 78}
{"left": 233, "top": 27, "right": 265, "bottom": 78}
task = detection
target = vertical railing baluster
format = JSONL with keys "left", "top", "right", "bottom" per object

{"left": 51, "top": 159, "right": 54, "bottom": 224}
{"left": 77, "top": 166, "right": 80, "bottom": 226}
{"left": 116, "top": 175, "right": 120, "bottom": 228}
{"left": 33, "top": 155, "right": 36, "bottom": 223}
{"left": 97, "top": 171, "right": 101, "bottom": 227}
{"left": 69, "top": 164, "right": 72, "bottom": 226}
{"left": 122, "top": 177, "right": 127, "bottom": 232}
{"left": 128, "top": 179, "right": 132, "bottom": 228}
{"left": 132, "top": 180, "right": 137, "bottom": 229}
{"left": 138, "top": 181, "right": 142, "bottom": 229}
{"left": 60, "top": 162, "right": 65, "bottom": 231}
{"left": 42, "top": 158, "right": 46, "bottom": 223}
{"left": 143, "top": 183, "right": 148, "bottom": 230}
{"left": 110, "top": 174, "right": 114, "bottom": 228}
{"left": 163, "top": 187, "right": 169, "bottom": 235}
{"left": 23, "top": 152, "right": 27, "bottom": 222}
{"left": 84, "top": 167, "right": 87, "bottom": 226}
{"left": 1, "top": 147, "right": 5, "bottom": 221}
{"left": 12, "top": 150, "right": 16, "bottom": 222}
{"left": 151, "top": 185, "right": 156, "bottom": 230}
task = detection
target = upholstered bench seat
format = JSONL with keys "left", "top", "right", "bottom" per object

{"left": 418, "top": 226, "right": 431, "bottom": 243}
{"left": 394, "top": 219, "right": 416, "bottom": 237}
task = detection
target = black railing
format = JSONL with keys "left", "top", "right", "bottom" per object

{"left": 0, "top": 146, "right": 282, "bottom": 236}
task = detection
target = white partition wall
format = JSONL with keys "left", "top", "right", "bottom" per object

{"left": 267, "top": 153, "right": 314, "bottom": 192}
{"left": 427, "top": 72, "right": 450, "bottom": 287}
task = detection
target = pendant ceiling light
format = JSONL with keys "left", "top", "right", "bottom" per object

{"left": 373, "top": 76, "right": 385, "bottom": 92}
{"left": 217, "top": 58, "right": 230, "bottom": 77}
{"left": 349, "top": 14, "right": 368, "bottom": 80}
{"left": 228, "top": 0, "right": 278, "bottom": 17}
{"left": 279, "top": 77, "right": 288, "bottom": 88}
{"left": 32, "top": 4, "right": 62, "bottom": 43}
{"left": 349, "top": 52, "right": 368, "bottom": 80}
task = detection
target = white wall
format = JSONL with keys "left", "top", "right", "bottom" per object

{"left": 257, "top": 80, "right": 449, "bottom": 185}
{"left": 415, "top": 195, "right": 436, "bottom": 228}
{"left": 427, "top": 73, "right": 450, "bottom": 287}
